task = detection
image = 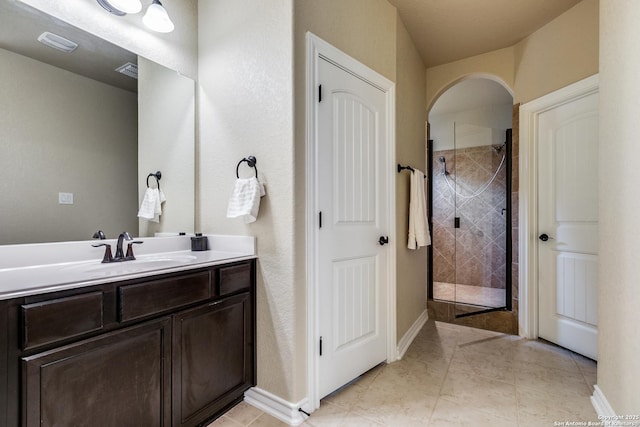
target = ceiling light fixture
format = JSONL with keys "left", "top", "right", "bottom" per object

{"left": 142, "top": 0, "right": 175, "bottom": 33}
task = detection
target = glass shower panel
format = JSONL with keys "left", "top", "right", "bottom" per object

{"left": 452, "top": 123, "right": 509, "bottom": 317}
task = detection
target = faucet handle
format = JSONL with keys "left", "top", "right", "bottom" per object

{"left": 125, "top": 241, "right": 144, "bottom": 260}
{"left": 92, "top": 243, "right": 113, "bottom": 263}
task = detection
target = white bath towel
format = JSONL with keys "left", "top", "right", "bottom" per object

{"left": 226, "top": 177, "right": 266, "bottom": 224}
{"left": 138, "top": 188, "right": 166, "bottom": 223}
{"left": 408, "top": 169, "right": 431, "bottom": 250}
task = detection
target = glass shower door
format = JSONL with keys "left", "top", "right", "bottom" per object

{"left": 451, "top": 123, "right": 511, "bottom": 318}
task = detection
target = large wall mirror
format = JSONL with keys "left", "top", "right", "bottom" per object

{"left": 0, "top": 0, "right": 195, "bottom": 245}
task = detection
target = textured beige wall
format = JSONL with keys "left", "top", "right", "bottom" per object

{"left": 598, "top": 0, "right": 640, "bottom": 414}
{"left": 0, "top": 48, "right": 138, "bottom": 244}
{"left": 513, "top": 0, "right": 598, "bottom": 104}
{"left": 197, "top": 0, "right": 299, "bottom": 401}
{"left": 426, "top": 47, "right": 515, "bottom": 111}
{"left": 18, "top": 0, "right": 198, "bottom": 78}
{"left": 294, "top": 0, "right": 397, "bottom": 82}
{"left": 394, "top": 15, "right": 428, "bottom": 339}
{"left": 426, "top": 0, "right": 598, "bottom": 108}
{"left": 138, "top": 57, "right": 195, "bottom": 237}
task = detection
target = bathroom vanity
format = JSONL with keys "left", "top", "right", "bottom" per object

{"left": 0, "top": 236, "right": 256, "bottom": 427}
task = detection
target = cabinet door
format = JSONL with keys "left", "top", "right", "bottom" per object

{"left": 172, "top": 293, "right": 254, "bottom": 427}
{"left": 22, "top": 318, "right": 171, "bottom": 427}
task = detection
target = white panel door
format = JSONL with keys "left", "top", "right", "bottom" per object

{"left": 317, "top": 57, "right": 389, "bottom": 398}
{"left": 538, "top": 91, "right": 599, "bottom": 360}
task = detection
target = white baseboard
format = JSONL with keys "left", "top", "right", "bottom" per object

{"left": 244, "top": 387, "right": 308, "bottom": 426}
{"left": 396, "top": 309, "right": 428, "bottom": 360}
{"left": 591, "top": 385, "right": 616, "bottom": 417}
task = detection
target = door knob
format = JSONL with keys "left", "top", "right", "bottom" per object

{"left": 378, "top": 236, "right": 389, "bottom": 246}
{"left": 539, "top": 233, "right": 550, "bottom": 242}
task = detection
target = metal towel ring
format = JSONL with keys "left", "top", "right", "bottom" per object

{"left": 235, "top": 156, "right": 258, "bottom": 179}
{"left": 146, "top": 171, "right": 162, "bottom": 189}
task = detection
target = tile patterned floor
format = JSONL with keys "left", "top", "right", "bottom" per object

{"left": 209, "top": 320, "right": 598, "bottom": 427}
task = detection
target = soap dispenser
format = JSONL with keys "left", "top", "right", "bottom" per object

{"left": 190, "top": 233, "right": 209, "bottom": 251}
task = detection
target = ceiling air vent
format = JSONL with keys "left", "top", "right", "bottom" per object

{"left": 37, "top": 32, "right": 78, "bottom": 53}
{"left": 115, "top": 62, "right": 138, "bottom": 80}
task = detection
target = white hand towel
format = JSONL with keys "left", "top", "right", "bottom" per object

{"left": 151, "top": 189, "right": 167, "bottom": 223}
{"left": 138, "top": 188, "right": 166, "bottom": 223}
{"left": 137, "top": 188, "right": 157, "bottom": 220}
{"left": 226, "top": 177, "right": 266, "bottom": 224}
{"left": 408, "top": 169, "right": 431, "bottom": 250}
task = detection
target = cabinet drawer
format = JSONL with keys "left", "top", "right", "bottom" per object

{"left": 216, "top": 262, "right": 252, "bottom": 296}
{"left": 119, "top": 271, "right": 210, "bottom": 322}
{"left": 22, "top": 291, "right": 103, "bottom": 350}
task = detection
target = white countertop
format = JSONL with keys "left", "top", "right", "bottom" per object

{"left": 0, "top": 235, "right": 256, "bottom": 300}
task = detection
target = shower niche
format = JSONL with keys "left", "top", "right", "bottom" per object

{"left": 429, "top": 123, "right": 512, "bottom": 320}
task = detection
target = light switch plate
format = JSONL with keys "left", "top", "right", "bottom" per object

{"left": 58, "top": 192, "right": 74, "bottom": 205}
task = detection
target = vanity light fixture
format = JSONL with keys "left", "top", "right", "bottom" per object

{"left": 142, "top": 0, "right": 175, "bottom": 33}
{"left": 96, "top": 0, "right": 142, "bottom": 16}
{"left": 96, "top": 0, "right": 174, "bottom": 33}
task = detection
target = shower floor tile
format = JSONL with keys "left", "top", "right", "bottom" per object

{"left": 433, "top": 281, "right": 506, "bottom": 308}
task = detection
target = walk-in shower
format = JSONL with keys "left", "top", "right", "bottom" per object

{"left": 429, "top": 123, "right": 512, "bottom": 318}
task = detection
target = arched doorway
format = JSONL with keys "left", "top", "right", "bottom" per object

{"left": 427, "top": 77, "right": 517, "bottom": 333}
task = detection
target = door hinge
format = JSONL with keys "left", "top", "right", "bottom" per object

{"left": 319, "top": 211, "right": 323, "bottom": 228}
{"left": 454, "top": 217, "right": 461, "bottom": 229}
{"left": 319, "top": 336, "right": 323, "bottom": 356}
{"left": 318, "top": 85, "right": 322, "bottom": 103}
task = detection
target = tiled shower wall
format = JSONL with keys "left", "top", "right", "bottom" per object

{"left": 432, "top": 145, "right": 508, "bottom": 289}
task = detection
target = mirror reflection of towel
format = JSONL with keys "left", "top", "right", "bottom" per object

{"left": 138, "top": 188, "right": 166, "bottom": 223}
{"left": 226, "top": 177, "right": 266, "bottom": 224}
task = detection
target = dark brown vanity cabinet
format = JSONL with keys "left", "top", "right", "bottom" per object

{"left": 0, "top": 259, "right": 256, "bottom": 427}
{"left": 173, "top": 293, "right": 253, "bottom": 427}
{"left": 22, "top": 318, "right": 172, "bottom": 427}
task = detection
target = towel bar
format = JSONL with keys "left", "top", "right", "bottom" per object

{"left": 146, "top": 171, "right": 162, "bottom": 189}
{"left": 397, "top": 164, "right": 427, "bottom": 178}
{"left": 236, "top": 156, "right": 258, "bottom": 179}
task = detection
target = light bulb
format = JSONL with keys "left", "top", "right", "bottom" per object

{"left": 143, "top": 0, "right": 175, "bottom": 33}
{"left": 107, "top": 0, "right": 142, "bottom": 14}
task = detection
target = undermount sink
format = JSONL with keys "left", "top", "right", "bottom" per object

{"left": 63, "top": 255, "right": 198, "bottom": 277}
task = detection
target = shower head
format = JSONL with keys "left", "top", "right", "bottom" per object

{"left": 438, "top": 156, "right": 449, "bottom": 175}
{"left": 492, "top": 143, "right": 506, "bottom": 153}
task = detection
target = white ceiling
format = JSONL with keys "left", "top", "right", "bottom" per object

{"left": 387, "top": 0, "right": 583, "bottom": 67}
